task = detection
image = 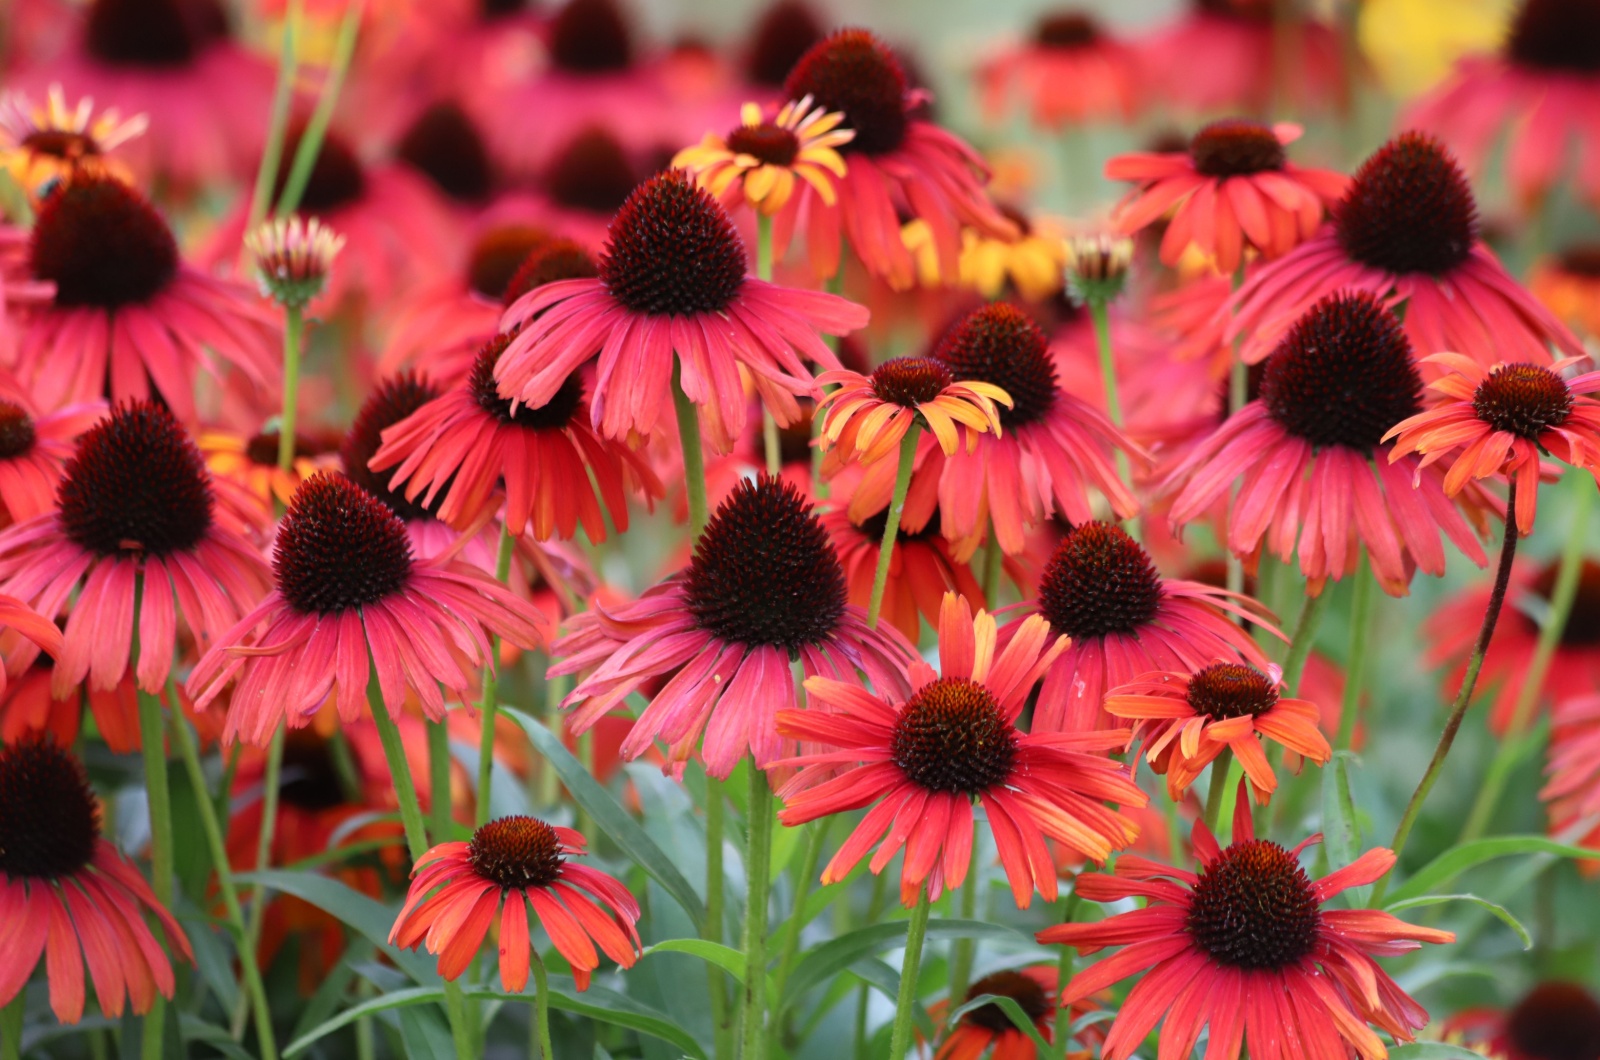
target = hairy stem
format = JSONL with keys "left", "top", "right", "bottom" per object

{"left": 867, "top": 425, "right": 921, "bottom": 628}
{"left": 887, "top": 888, "right": 933, "bottom": 1060}
{"left": 739, "top": 766, "right": 775, "bottom": 1060}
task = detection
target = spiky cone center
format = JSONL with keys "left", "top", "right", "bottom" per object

{"left": 31, "top": 174, "right": 178, "bottom": 308}
{"left": 246, "top": 429, "right": 323, "bottom": 467}
{"left": 274, "top": 473, "right": 413, "bottom": 614}
{"left": 466, "top": 225, "right": 550, "bottom": 301}
{"left": 1334, "top": 132, "right": 1478, "bottom": 276}
{"left": 682, "top": 474, "right": 847, "bottom": 653}
{"left": 869, "top": 357, "right": 954, "bottom": 408}
{"left": 726, "top": 122, "right": 801, "bottom": 167}
{"left": 0, "top": 401, "right": 37, "bottom": 459}
{"left": 1259, "top": 290, "right": 1423, "bottom": 450}
{"left": 58, "top": 401, "right": 214, "bottom": 556}
{"left": 396, "top": 101, "right": 493, "bottom": 203}
{"left": 548, "top": 0, "right": 632, "bottom": 72}
{"left": 598, "top": 169, "right": 747, "bottom": 317}
{"left": 469, "top": 816, "right": 565, "bottom": 889}
{"left": 1186, "top": 839, "right": 1320, "bottom": 968}
{"left": 1187, "top": 663, "right": 1278, "bottom": 721}
{"left": 1505, "top": 982, "right": 1600, "bottom": 1060}
{"left": 1529, "top": 560, "right": 1600, "bottom": 647}
{"left": 1556, "top": 246, "right": 1600, "bottom": 277}
{"left": 1189, "top": 118, "right": 1285, "bottom": 177}
{"left": 747, "top": 1, "right": 825, "bottom": 86}
{"left": 1471, "top": 363, "right": 1573, "bottom": 441}
{"left": 890, "top": 678, "right": 1018, "bottom": 794}
{"left": 1034, "top": 11, "right": 1101, "bottom": 47}
{"left": 504, "top": 239, "right": 600, "bottom": 306}
{"left": 279, "top": 731, "right": 348, "bottom": 811}
{"left": 85, "top": 0, "right": 229, "bottom": 67}
{"left": 1038, "top": 522, "right": 1163, "bottom": 639}
{"left": 0, "top": 738, "right": 99, "bottom": 879}
{"left": 341, "top": 372, "right": 445, "bottom": 522}
{"left": 784, "top": 29, "right": 908, "bottom": 156}
{"left": 935, "top": 303, "right": 1057, "bottom": 429}
{"left": 962, "top": 970, "right": 1051, "bottom": 1032}
{"left": 21, "top": 129, "right": 100, "bottom": 161}
{"left": 470, "top": 331, "right": 585, "bottom": 429}
{"left": 544, "top": 127, "right": 638, "bottom": 216}
{"left": 1507, "top": 0, "right": 1600, "bottom": 73}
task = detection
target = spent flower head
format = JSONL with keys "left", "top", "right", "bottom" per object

{"left": 245, "top": 216, "right": 345, "bottom": 309}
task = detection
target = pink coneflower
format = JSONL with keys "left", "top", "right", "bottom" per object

{"left": 0, "top": 379, "right": 103, "bottom": 526}
{"left": 1010, "top": 521, "right": 1278, "bottom": 733}
{"left": 1543, "top": 693, "right": 1600, "bottom": 860}
{"left": 1404, "top": 0, "right": 1600, "bottom": 207}
{"left": 390, "top": 816, "right": 640, "bottom": 991}
{"left": 900, "top": 302, "right": 1141, "bottom": 558}
{"left": 187, "top": 472, "right": 551, "bottom": 746}
{"left": 393, "top": 99, "right": 499, "bottom": 207}
{"left": 0, "top": 737, "right": 193, "bottom": 1022}
{"left": 1220, "top": 133, "right": 1586, "bottom": 370}
{"left": 1384, "top": 356, "right": 1600, "bottom": 535}
{"left": 1137, "top": 0, "right": 1348, "bottom": 117}
{"left": 370, "top": 329, "right": 662, "bottom": 541}
{"left": 977, "top": 11, "right": 1142, "bottom": 129}
{"left": 1039, "top": 787, "right": 1454, "bottom": 1060}
{"left": 0, "top": 402, "right": 270, "bottom": 698}
{"left": 743, "top": 1, "right": 826, "bottom": 89}
{"left": 1106, "top": 119, "right": 1348, "bottom": 275}
{"left": 538, "top": 125, "right": 643, "bottom": 237}
{"left": 16, "top": 175, "right": 279, "bottom": 425}
{"left": 495, "top": 169, "right": 861, "bottom": 453}
{"left": 774, "top": 29, "right": 1018, "bottom": 290}
{"left": 1163, "top": 292, "right": 1492, "bottom": 596}
{"left": 554, "top": 475, "right": 916, "bottom": 779}
{"left": 1107, "top": 662, "right": 1330, "bottom": 805}
{"left": 14, "top": 0, "right": 273, "bottom": 190}
{"left": 776, "top": 592, "right": 1146, "bottom": 907}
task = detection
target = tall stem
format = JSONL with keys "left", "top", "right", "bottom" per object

{"left": 886, "top": 888, "right": 933, "bottom": 1060}
{"left": 537, "top": 662, "right": 565, "bottom": 808}
{"left": 1337, "top": 556, "right": 1375, "bottom": 750}
{"left": 475, "top": 520, "right": 514, "bottom": 828}
{"left": 0, "top": 995, "right": 22, "bottom": 1060}
{"left": 1281, "top": 586, "right": 1331, "bottom": 696}
{"left": 1089, "top": 299, "right": 1132, "bottom": 499}
{"left": 769, "top": 820, "right": 827, "bottom": 1031}
{"left": 981, "top": 533, "right": 1004, "bottom": 610}
{"left": 867, "top": 425, "right": 921, "bottom": 629}
{"left": 244, "top": 0, "right": 301, "bottom": 240}
{"left": 1203, "top": 747, "right": 1235, "bottom": 834}
{"left": 674, "top": 362, "right": 710, "bottom": 541}
{"left": 529, "top": 949, "right": 554, "bottom": 1060}
{"left": 277, "top": 306, "right": 303, "bottom": 472}
{"left": 273, "top": 0, "right": 362, "bottom": 218}
{"left": 426, "top": 718, "right": 452, "bottom": 841}
{"left": 1461, "top": 481, "right": 1593, "bottom": 841}
{"left": 1387, "top": 485, "right": 1520, "bottom": 873}
{"left": 135, "top": 592, "right": 174, "bottom": 1060}
{"left": 739, "top": 765, "right": 774, "bottom": 1060}
{"left": 1049, "top": 894, "right": 1081, "bottom": 1060}
{"left": 945, "top": 834, "right": 979, "bottom": 1026}
{"left": 756, "top": 214, "right": 781, "bottom": 478}
{"left": 706, "top": 777, "right": 733, "bottom": 1060}
{"left": 1225, "top": 264, "right": 1248, "bottom": 603}
{"left": 171, "top": 714, "right": 279, "bottom": 1060}
{"left": 231, "top": 723, "right": 285, "bottom": 1038}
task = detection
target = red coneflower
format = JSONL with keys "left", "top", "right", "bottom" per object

{"left": 1163, "top": 292, "right": 1493, "bottom": 596}
{"left": 774, "top": 29, "right": 1018, "bottom": 290}
{"left": 16, "top": 175, "right": 279, "bottom": 425}
{"left": 1220, "top": 133, "right": 1585, "bottom": 371}
{"left": 0, "top": 737, "right": 193, "bottom": 1022}
{"left": 370, "top": 329, "right": 663, "bottom": 541}
{"left": 0, "top": 379, "right": 103, "bottom": 525}
{"left": 1443, "top": 981, "right": 1600, "bottom": 1060}
{"left": 1106, "top": 119, "right": 1348, "bottom": 274}
{"left": 1040, "top": 787, "right": 1455, "bottom": 1060}
{"left": 821, "top": 501, "right": 983, "bottom": 644}
{"left": 1010, "top": 522, "right": 1278, "bottom": 733}
{"left": 0, "top": 401, "right": 270, "bottom": 698}
{"left": 927, "top": 966, "right": 1083, "bottom": 1060}
{"left": 390, "top": 815, "right": 641, "bottom": 991}
{"left": 495, "top": 169, "right": 862, "bottom": 453}
{"left": 1384, "top": 355, "right": 1600, "bottom": 535}
{"left": 187, "top": 472, "right": 551, "bottom": 745}
{"left": 777, "top": 592, "right": 1145, "bottom": 906}
{"left": 815, "top": 356, "right": 1010, "bottom": 468}
{"left": 0, "top": 594, "right": 62, "bottom": 695}
{"left": 555, "top": 475, "right": 916, "bottom": 779}
{"left": 1404, "top": 0, "right": 1600, "bottom": 208}
{"left": 977, "top": 11, "right": 1142, "bottom": 129}
{"left": 1531, "top": 246, "right": 1600, "bottom": 340}
{"left": 1106, "top": 662, "right": 1331, "bottom": 804}
{"left": 1543, "top": 694, "right": 1600, "bottom": 863}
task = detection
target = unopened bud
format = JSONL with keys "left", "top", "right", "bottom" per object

{"left": 245, "top": 216, "right": 343, "bottom": 309}
{"left": 1063, "top": 233, "right": 1133, "bottom": 304}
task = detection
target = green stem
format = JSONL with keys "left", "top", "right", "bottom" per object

{"left": 1386, "top": 485, "right": 1520, "bottom": 881}
{"left": 1226, "top": 264, "right": 1248, "bottom": 604}
{"left": 706, "top": 777, "right": 733, "bottom": 1060}
{"left": 769, "top": 820, "right": 827, "bottom": 1021}
{"left": 886, "top": 888, "right": 933, "bottom": 1060}
{"left": 141, "top": 1000, "right": 164, "bottom": 1060}
{"left": 756, "top": 213, "right": 782, "bottom": 478}
{"left": 530, "top": 949, "right": 554, "bottom": 1060}
{"left": 131, "top": 577, "right": 174, "bottom": 922}
{"left": 1280, "top": 586, "right": 1331, "bottom": 696}
{"left": 675, "top": 362, "right": 710, "bottom": 541}
{"left": 867, "top": 425, "right": 921, "bottom": 629}
{"left": 231, "top": 723, "right": 285, "bottom": 1038}
{"left": 537, "top": 661, "right": 565, "bottom": 808}
{"left": 1337, "top": 555, "right": 1375, "bottom": 750}
{"left": 1460, "top": 480, "right": 1593, "bottom": 842}
{"left": 1203, "top": 747, "right": 1235, "bottom": 834}
{"left": 245, "top": 0, "right": 301, "bottom": 237}
{"left": 171, "top": 714, "right": 279, "bottom": 1060}
{"left": 326, "top": 725, "right": 363, "bottom": 802}
{"left": 426, "top": 717, "right": 452, "bottom": 841}
{"left": 852, "top": 871, "right": 889, "bottom": 1060}
{"left": 277, "top": 306, "right": 303, "bottom": 472}
{"left": 1088, "top": 299, "right": 1134, "bottom": 526}
{"left": 739, "top": 765, "right": 774, "bottom": 1060}
{"left": 273, "top": 0, "right": 361, "bottom": 218}
{"left": 981, "top": 533, "right": 1004, "bottom": 611}
{"left": 1049, "top": 894, "right": 1081, "bottom": 1060}
{"left": 0, "top": 995, "right": 22, "bottom": 1060}
{"left": 945, "top": 833, "right": 979, "bottom": 1028}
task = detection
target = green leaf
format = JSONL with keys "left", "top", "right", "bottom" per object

{"left": 782, "top": 918, "right": 1023, "bottom": 1010}
{"left": 945, "top": 994, "right": 1053, "bottom": 1053}
{"left": 236, "top": 869, "right": 435, "bottom": 983}
{"left": 178, "top": 1016, "right": 258, "bottom": 1060}
{"left": 506, "top": 708, "right": 705, "bottom": 930}
{"left": 1384, "top": 894, "right": 1532, "bottom": 949}
{"left": 289, "top": 941, "right": 364, "bottom": 1043}
{"left": 167, "top": 765, "right": 214, "bottom": 901}
{"left": 1386, "top": 836, "right": 1597, "bottom": 905}
{"left": 1387, "top": 1044, "right": 1495, "bottom": 1060}
{"left": 643, "top": 938, "right": 747, "bottom": 981}
{"left": 396, "top": 1004, "right": 455, "bottom": 1059}
{"left": 283, "top": 980, "right": 707, "bottom": 1059}
{"left": 1321, "top": 751, "right": 1369, "bottom": 907}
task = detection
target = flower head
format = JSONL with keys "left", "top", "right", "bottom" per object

{"left": 0, "top": 85, "right": 147, "bottom": 199}
{"left": 815, "top": 357, "right": 1010, "bottom": 466}
{"left": 0, "top": 737, "right": 192, "bottom": 1022}
{"left": 929, "top": 966, "right": 1077, "bottom": 1060}
{"left": 1384, "top": 356, "right": 1600, "bottom": 535}
{"left": 674, "top": 95, "right": 853, "bottom": 216}
{"left": 1040, "top": 786, "right": 1454, "bottom": 1060}
{"left": 1063, "top": 232, "right": 1134, "bottom": 303}
{"left": 390, "top": 816, "right": 640, "bottom": 991}
{"left": 245, "top": 216, "right": 344, "bottom": 309}
{"left": 977, "top": 11, "right": 1142, "bottom": 129}
{"left": 777, "top": 593, "right": 1146, "bottom": 907}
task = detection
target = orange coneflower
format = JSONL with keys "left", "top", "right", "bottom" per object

{"left": 674, "top": 94, "right": 854, "bottom": 216}
{"left": 390, "top": 816, "right": 640, "bottom": 991}
{"left": 0, "top": 85, "right": 146, "bottom": 200}
{"left": 815, "top": 356, "right": 1009, "bottom": 469}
